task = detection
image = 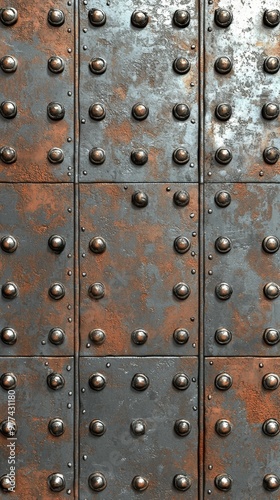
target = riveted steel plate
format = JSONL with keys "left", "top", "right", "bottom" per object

{"left": 205, "top": 357, "right": 280, "bottom": 499}
{"left": 80, "top": 356, "right": 198, "bottom": 499}
{"left": 80, "top": 183, "right": 198, "bottom": 356}
{"left": 205, "top": 0, "right": 280, "bottom": 182}
{"left": 0, "top": 0, "right": 74, "bottom": 182}
{"left": 0, "top": 356, "right": 74, "bottom": 498}
{"left": 205, "top": 183, "right": 280, "bottom": 356}
{"left": 79, "top": 0, "right": 199, "bottom": 183}
{"left": 0, "top": 184, "right": 74, "bottom": 356}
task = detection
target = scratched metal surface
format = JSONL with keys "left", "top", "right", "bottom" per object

{"left": 0, "top": 0, "right": 74, "bottom": 182}
{"left": 205, "top": 357, "right": 280, "bottom": 498}
{"left": 79, "top": 0, "right": 199, "bottom": 183}
{"left": 204, "top": 0, "right": 280, "bottom": 182}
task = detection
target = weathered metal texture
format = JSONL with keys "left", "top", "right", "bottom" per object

{"left": 79, "top": 183, "right": 198, "bottom": 356}
{"left": 0, "top": 357, "right": 74, "bottom": 498}
{"left": 205, "top": 0, "right": 280, "bottom": 182}
{"left": 80, "top": 357, "right": 198, "bottom": 499}
{"left": 205, "top": 183, "right": 280, "bottom": 356}
{"left": 79, "top": 0, "right": 199, "bottom": 183}
{"left": 0, "top": 0, "right": 74, "bottom": 182}
{"left": 0, "top": 184, "right": 74, "bottom": 356}
{"left": 205, "top": 357, "right": 280, "bottom": 498}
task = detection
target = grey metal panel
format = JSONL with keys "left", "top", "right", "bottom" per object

{"left": 80, "top": 356, "right": 198, "bottom": 499}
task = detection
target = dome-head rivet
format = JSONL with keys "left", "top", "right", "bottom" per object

{"left": 263, "top": 147, "right": 279, "bottom": 165}
{"left": 215, "top": 236, "right": 232, "bottom": 253}
{"left": 2, "top": 282, "right": 18, "bottom": 299}
{"left": 173, "top": 373, "right": 190, "bottom": 390}
{"left": 0, "top": 146, "right": 17, "bottom": 164}
{"left": 0, "top": 372, "right": 17, "bottom": 390}
{"left": 89, "top": 373, "right": 106, "bottom": 391}
{"left": 264, "top": 282, "right": 280, "bottom": 300}
{"left": 215, "top": 190, "right": 231, "bottom": 207}
{"left": 262, "top": 373, "right": 280, "bottom": 390}
{"left": 174, "top": 419, "right": 191, "bottom": 436}
{"left": 89, "top": 329, "right": 106, "bottom": 344}
{"left": 263, "top": 9, "right": 280, "bottom": 27}
{"left": 215, "top": 419, "right": 232, "bottom": 436}
{"left": 48, "top": 9, "right": 65, "bottom": 26}
{"left": 174, "top": 474, "right": 192, "bottom": 491}
{"left": 214, "top": 8, "right": 233, "bottom": 27}
{"left": 173, "top": 57, "right": 191, "bottom": 74}
{"left": 131, "top": 373, "right": 149, "bottom": 391}
{"left": 89, "top": 103, "right": 106, "bottom": 120}
{"left": 262, "top": 236, "right": 280, "bottom": 253}
{"left": 48, "top": 328, "right": 65, "bottom": 345}
{"left": 131, "top": 329, "right": 148, "bottom": 345}
{"left": 264, "top": 56, "right": 280, "bottom": 74}
{"left": 89, "top": 419, "right": 106, "bottom": 436}
{"left": 0, "top": 55, "right": 18, "bottom": 73}
{"left": 48, "top": 473, "right": 66, "bottom": 492}
{"left": 173, "top": 103, "right": 190, "bottom": 120}
{"left": 131, "top": 419, "right": 146, "bottom": 436}
{"left": 215, "top": 328, "right": 232, "bottom": 345}
{"left": 89, "top": 147, "right": 106, "bottom": 165}
{"left": 88, "top": 472, "right": 107, "bottom": 491}
{"left": 47, "top": 373, "right": 65, "bottom": 390}
{"left": 262, "top": 419, "right": 280, "bottom": 436}
{"left": 0, "top": 475, "right": 13, "bottom": 492}
{"left": 131, "top": 10, "right": 149, "bottom": 28}
{"left": 48, "top": 235, "right": 66, "bottom": 253}
{"left": 132, "top": 103, "right": 149, "bottom": 120}
{"left": 173, "top": 190, "right": 190, "bottom": 207}
{"left": 215, "top": 147, "right": 232, "bottom": 165}
{"left": 1, "top": 235, "right": 18, "bottom": 253}
{"left": 214, "top": 56, "right": 232, "bottom": 74}
{"left": 48, "top": 283, "right": 65, "bottom": 300}
{"left": 89, "top": 57, "right": 107, "bottom": 75}
{"left": 215, "top": 373, "right": 232, "bottom": 390}
{"left": 132, "top": 476, "right": 149, "bottom": 491}
{"left": 173, "top": 328, "right": 189, "bottom": 345}
{"left": 263, "top": 474, "right": 280, "bottom": 491}
{"left": 173, "top": 282, "right": 190, "bottom": 300}
{"left": 174, "top": 236, "right": 191, "bottom": 254}
{"left": 132, "top": 190, "right": 149, "bottom": 208}
{"left": 215, "top": 474, "right": 232, "bottom": 491}
{"left": 173, "top": 10, "right": 190, "bottom": 28}
{"left": 0, "top": 327, "right": 17, "bottom": 345}
{"left": 263, "top": 328, "right": 280, "bottom": 345}
{"left": 47, "top": 148, "right": 64, "bottom": 164}
{"left": 215, "top": 282, "right": 233, "bottom": 300}
{"left": 88, "top": 8, "right": 106, "bottom": 26}
{"left": 173, "top": 147, "right": 190, "bottom": 165}
{"left": 0, "top": 8, "right": 18, "bottom": 26}
{"left": 0, "top": 419, "right": 17, "bottom": 437}
{"left": 262, "top": 103, "right": 279, "bottom": 120}
{"left": 0, "top": 101, "right": 17, "bottom": 119}
{"left": 88, "top": 282, "right": 105, "bottom": 300}
{"left": 48, "top": 418, "right": 65, "bottom": 436}
{"left": 48, "top": 56, "right": 64, "bottom": 73}
{"left": 131, "top": 148, "right": 148, "bottom": 166}
{"left": 215, "top": 103, "right": 232, "bottom": 121}
{"left": 89, "top": 236, "right": 106, "bottom": 254}
{"left": 47, "top": 102, "right": 65, "bottom": 120}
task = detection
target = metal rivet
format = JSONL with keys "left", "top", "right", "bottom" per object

{"left": 88, "top": 8, "right": 106, "bottom": 27}
{"left": 215, "top": 282, "right": 233, "bottom": 300}
{"left": 89, "top": 147, "right": 106, "bottom": 165}
{"left": 47, "top": 102, "right": 65, "bottom": 120}
{"left": 173, "top": 10, "right": 190, "bottom": 28}
{"left": 215, "top": 236, "right": 232, "bottom": 253}
{"left": 215, "top": 147, "right": 232, "bottom": 165}
{"left": 215, "top": 103, "right": 232, "bottom": 121}
{"left": 88, "top": 282, "right": 105, "bottom": 300}
{"left": 173, "top": 147, "right": 190, "bottom": 165}
{"left": 262, "top": 103, "right": 279, "bottom": 120}
{"left": 174, "top": 474, "right": 191, "bottom": 491}
{"left": 0, "top": 101, "right": 17, "bottom": 119}
{"left": 215, "top": 328, "right": 232, "bottom": 345}
{"left": 131, "top": 419, "right": 146, "bottom": 436}
{"left": 131, "top": 373, "right": 149, "bottom": 391}
{"left": 89, "top": 236, "right": 106, "bottom": 254}
{"left": 89, "top": 57, "right": 107, "bottom": 75}
{"left": 132, "top": 190, "right": 149, "bottom": 208}
{"left": 89, "top": 103, "right": 106, "bottom": 120}
{"left": 48, "top": 418, "right": 65, "bottom": 436}
{"left": 215, "top": 419, "right": 232, "bottom": 436}
{"left": 2, "top": 282, "right": 18, "bottom": 299}
{"left": 132, "top": 103, "right": 149, "bottom": 120}
{"left": 48, "top": 9, "right": 65, "bottom": 26}
{"left": 131, "top": 329, "right": 148, "bottom": 345}
{"left": 131, "top": 148, "right": 148, "bottom": 166}
{"left": 173, "top": 57, "right": 191, "bottom": 74}
{"left": 0, "top": 55, "right": 18, "bottom": 73}
{"left": 173, "top": 103, "right": 190, "bottom": 121}
{"left": 174, "top": 236, "right": 191, "bottom": 254}
{"left": 263, "top": 373, "right": 280, "bottom": 390}
{"left": 262, "top": 419, "right": 280, "bottom": 437}
{"left": 48, "top": 473, "right": 66, "bottom": 492}
{"left": 214, "top": 56, "right": 232, "bottom": 74}
{"left": 263, "top": 9, "right": 280, "bottom": 28}
{"left": 0, "top": 372, "right": 17, "bottom": 390}
{"left": 131, "top": 11, "right": 148, "bottom": 28}
{"left": 174, "top": 419, "right": 191, "bottom": 436}
{"left": 47, "top": 148, "right": 64, "bottom": 164}
{"left": 214, "top": 8, "right": 233, "bottom": 27}
{"left": 215, "top": 474, "right": 232, "bottom": 491}
{"left": 262, "top": 236, "right": 279, "bottom": 253}
{"left": 263, "top": 147, "right": 279, "bottom": 165}
{"left": 48, "top": 56, "right": 65, "bottom": 73}
{"left": 215, "top": 373, "right": 232, "bottom": 390}
{"left": 173, "top": 190, "right": 190, "bottom": 206}
{"left": 263, "top": 328, "right": 280, "bottom": 345}
{"left": 0, "top": 146, "right": 17, "bottom": 164}
{"left": 1, "top": 235, "right": 17, "bottom": 253}
{"left": 0, "top": 327, "right": 17, "bottom": 345}
{"left": 89, "top": 419, "right": 106, "bottom": 436}
{"left": 263, "top": 474, "right": 280, "bottom": 491}
{"left": 215, "top": 190, "right": 231, "bottom": 207}
{"left": 47, "top": 373, "right": 65, "bottom": 390}
{"left": 173, "top": 328, "right": 189, "bottom": 345}
{"left": 89, "top": 373, "right": 106, "bottom": 391}
{"left": 264, "top": 56, "right": 280, "bottom": 74}
{"left": 89, "top": 329, "right": 106, "bottom": 344}
{"left": 48, "top": 235, "right": 66, "bottom": 253}
{"left": 48, "top": 283, "right": 65, "bottom": 300}
{"left": 173, "top": 282, "right": 191, "bottom": 300}
{"left": 48, "top": 328, "right": 65, "bottom": 345}
{"left": 0, "top": 419, "right": 17, "bottom": 437}
{"left": 264, "top": 282, "right": 280, "bottom": 300}
{"left": 88, "top": 472, "right": 107, "bottom": 491}
{"left": 0, "top": 7, "right": 18, "bottom": 26}
{"left": 0, "top": 475, "right": 13, "bottom": 492}
{"left": 173, "top": 373, "right": 190, "bottom": 390}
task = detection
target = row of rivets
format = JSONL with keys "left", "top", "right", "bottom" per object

{"left": 89, "top": 57, "right": 191, "bottom": 75}
{"left": 1, "top": 417, "right": 64, "bottom": 438}
{"left": 214, "top": 473, "right": 280, "bottom": 492}
{"left": 0, "top": 55, "right": 65, "bottom": 74}
{"left": 215, "top": 417, "right": 280, "bottom": 437}
{"left": 88, "top": 148, "right": 191, "bottom": 165}
{"left": 76, "top": 190, "right": 189, "bottom": 210}
{"left": 88, "top": 372, "right": 191, "bottom": 391}
{"left": 89, "top": 327, "right": 190, "bottom": 346}
{"left": 88, "top": 418, "right": 191, "bottom": 437}
{"left": 86, "top": 472, "right": 192, "bottom": 492}
{"left": 214, "top": 8, "right": 280, "bottom": 28}
{"left": 87, "top": 102, "right": 191, "bottom": 121}
{"left": 215, "top": 58, "right": 280, "bottom": 75}
{"left": 213, "top": 235, "right": 279, "bottom": 253}
{"left": 1, "top": 282, "right": 66, "bottom": 300}
{"left": 214, "top": 282, "right": 280, "bottom": 300}
{"left": 0, "top": 8, "right": 67, "bottom": 27}
{"left": 87, "top": 281, "right": 191, "bottom": 301}
{"left": 214, "top": 372, "right": 279, "bottom": 390}
{"left": 1, "top": 371, "right": 66, "bottom": 390}
{"left": 0, "top": 234, "right": 66, "bottom": 253}
{"left": 88, "top": 9, "right": 190, "bottom": 29}
{"left": 0, "top": 473, "right": 67, "bottom": 493}
{"left": 215, "top": 146, "right": 280, "bottom": 165}
{"left": 215, "top": 327, "right": 280, "bottom": 346}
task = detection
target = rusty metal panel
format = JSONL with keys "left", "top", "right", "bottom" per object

{"left": 205, "top": 357, "right": 280, "bottom": 498}
{"left": 204, "top": 0, "right": 280, "bottom": 182}
{"left": 80, "top": 356, "right": 198, "bottom": 499}
{"left": 205, "top": 183, "right": 280, "bottom": 356}
{"left": 0, "top": 0, "right": 74, "bottom": 182}
{"left": 79, "top": 0, "right": 199, "bottom": 183}
{"left": 79, "top": 183, "right": 199, "bottom": 356}
{"left": 0, "top": 356, "right": 74, "bottom": 498}
{"left": 0, "top": 184, "right": 74, "bottom": 356}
